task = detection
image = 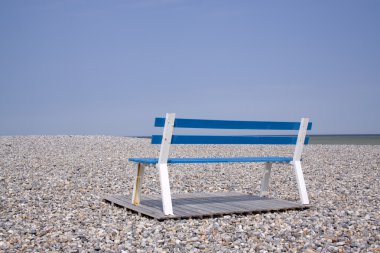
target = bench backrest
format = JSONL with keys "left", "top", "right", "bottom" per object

{"left": 152, "top": 113, "right": 312, "bottom": 164}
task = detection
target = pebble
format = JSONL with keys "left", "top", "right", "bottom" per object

{"left": 0, "top": 136, "right": 379, "bottom": 252}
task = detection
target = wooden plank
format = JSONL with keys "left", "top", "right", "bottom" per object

{"left": 189, "top": 192, "right": 306, "bottom": 214}
{"left": 129, "top": 156, "right": 292, "bottom": 164}
{"left": 142, "top": 195, "right": 204, "bottom": 218}
{"left": 214, "top": 192, "right": 301, "bottom": 210}
{"left": 112, "top": 195, "right": 165, "bottom": 217}
{"left": 189, "top": 192, "right": 255, "bottom": 211}
{"left": 186, "top": 192, "right": 254, "bottom": 216}
{"left": 110, "top": 195, "right": 168, "bottom": 219}
{"left": 155, "top": 117, "right": 313, "bottom": 130}
{"left": 152, "top": 135, "right": 309, "bottom": 145}
{"left": 131, "top": 194, "right": 217, "bottom": 219}
{"left": 103, "top": 194, "right": 166, "bottom": 219}
{"left": 200, "top": 192, "right": 271, "bottom": 214}
{"left": 206, "top": 192, "right": 299, "bottom": 212}
{"left": 103, "top": 192, "right": 308, "bottom": 220}
{"left": 170, "top": 193, "right": 228, "bottom": 217}
{"left": 173, "top": 193, "right": 244, "bottom": 217}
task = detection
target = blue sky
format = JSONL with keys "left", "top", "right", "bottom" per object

{"left": 1, "top": 0, "right": 379, "bottom": 135}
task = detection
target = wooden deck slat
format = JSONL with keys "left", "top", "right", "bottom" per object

{"left": 172, "top": 193, "right": 243, "bottom": 217}
{"left": 209, "top": 192, "right": 303, "bottom": 210}
{"left": 103, "top": 194, "right": 163, "bottom": 218}
{"left": 198, "top": 192, "right": 281, "bottom": 215}
{"left": 112, "top": 195, "right": 166, "bottom": 217}
{"left": 103, "top": 192, "right": 309, "bottom": 220}
{"left": 195, "top": 192, "right": 275, "bottom": 210}
{"left": 198, "top": 192, "right": 264, "bottom": 213}
{"left": 142, "top": 193, "right": 239, "bottom": 216}
{"left": 165, "top": 193, "right": 229, "bottom": 217}
{"left": 185, "top": 192, "right": 254, "bottom": 214}
{"left": 114, "top": 194, "right": 207, "bottom": 218}
{"left": 143, "top": 195, "right": 205, "bottom": 217}
{"left": 204, "top": 192, "right": 296, "bottom": 210}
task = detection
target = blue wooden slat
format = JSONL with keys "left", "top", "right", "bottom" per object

{"left": 151, "top": 135, "right": 309, "bottom": 145}
{"left": 129, "top": 156, "right": 293, "bottom": 164}
{"left": 155, "top": 117, "right": 312, "bottom": 130}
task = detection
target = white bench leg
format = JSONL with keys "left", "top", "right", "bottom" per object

{"left": 293, "top": 161, "right": 309, "bottom": 205}
{"left": 132, "top": 163, "right": 145, "bottom": 205}
{"left": 157, "top": 163, "right": 174, "bottom": 215}
{"left": 260, "top": 162, "right": 272, "bottom": 197}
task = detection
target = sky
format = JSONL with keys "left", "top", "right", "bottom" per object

{"left": 0, "top": 0, "right": 379, "bottom": 136}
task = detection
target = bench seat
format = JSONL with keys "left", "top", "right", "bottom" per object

{"left": 129, "top": 156, "right": 293, "bottom": 164}
{"left": 127, "top": 114, "right": 312, "bottom": 216}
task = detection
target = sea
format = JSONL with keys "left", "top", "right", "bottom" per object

{"left": 309, "top": 135, "right": 380, "bottom": 145}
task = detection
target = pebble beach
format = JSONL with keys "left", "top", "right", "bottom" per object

{"left": 0, "top": 136, "right": 379, "bottom": 252}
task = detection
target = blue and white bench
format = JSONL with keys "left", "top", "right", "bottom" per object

{"left": 129, "top": 113, "right": 312, "bottom": 216}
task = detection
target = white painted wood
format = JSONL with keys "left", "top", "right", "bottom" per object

{"left": 157, "top": 113, "right": 175, "bottom": 215}
{"left": 293, "top": 118, "right": 309, "bottom": 161}
{"left": 157, "top": 163, "right": 174, "bottom": 215}
{"left": 293, "top": 160, "right": 309, "bottom": 205}
{"left": 260, "top": 162, "right": 272, "bottom": 197}
{"left": 158, "top": 113, "right": 175, "bottom": 164}
{"left": 131, "top": 163, "right": 145, "bottom": 205}
{"left": 292, "top": 118, "right": 310, "bottom": 204}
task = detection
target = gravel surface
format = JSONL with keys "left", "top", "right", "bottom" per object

{"left": 0, "top": 136, "right": 379, "bottom": 252}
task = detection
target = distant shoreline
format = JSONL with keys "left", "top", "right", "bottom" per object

{"left": 130, "top": 134, "right": 380, "bottom": 145}
{"left": 309, "top": 134, "right": 380, "bottom": 145}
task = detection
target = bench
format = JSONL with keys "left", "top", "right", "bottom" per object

{"left": 129, "top": 113, "right": 312, "bottom": 216}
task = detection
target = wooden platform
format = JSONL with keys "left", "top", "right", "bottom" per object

{"left": 103, "top": 192, "right": 308, "bottom": 220}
